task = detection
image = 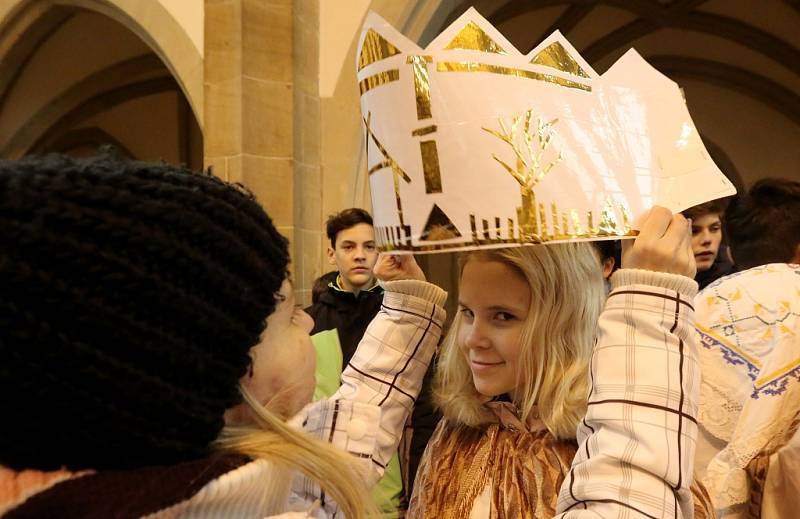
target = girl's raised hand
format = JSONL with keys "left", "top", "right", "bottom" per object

{"left": 622, "top": 206, "right": 697, "bottom": 278}
{"left": 374, "top": 253, "right": 426, "bottom": 282}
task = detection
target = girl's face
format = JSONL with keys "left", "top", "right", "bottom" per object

{"left": 229, "top": 279, "right": 316, "bottom": 423}
{"left": 457, "top": 257, "right": 531, "bottom": 399}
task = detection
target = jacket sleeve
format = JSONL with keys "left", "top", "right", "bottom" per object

{"left": 289, "top": 279, "right": 446, "bottom": 516}
{"left": 555, "top": 268, "right": 701, "bottom": 519}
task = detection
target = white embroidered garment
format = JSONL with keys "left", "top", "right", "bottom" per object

{"left": 694, "top": 263, "right": 800, "bottom": 514}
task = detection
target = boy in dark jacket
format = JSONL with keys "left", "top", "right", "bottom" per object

{"left": 306, "top": 208, "right": 439, "bottom": 515}
{"left": 307, "top": 208, "right": 383, "bottom": 365}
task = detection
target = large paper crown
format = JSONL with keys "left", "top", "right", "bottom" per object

{"left": 357, "top": 8, "right": 736, "bottom": 253}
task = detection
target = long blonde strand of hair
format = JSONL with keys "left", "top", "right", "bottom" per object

{"left": 215, "top": 386, "right": 379, "bottom": 518}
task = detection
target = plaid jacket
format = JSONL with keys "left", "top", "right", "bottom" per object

{"left": 290, "top": 279, "right": 446, "bottom": 516}
{"left": 555, "top": 269, "right": 701, "bottom": 519}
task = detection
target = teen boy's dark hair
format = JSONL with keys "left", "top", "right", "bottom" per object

{"left": 681, "top": 198, "right": 728, "bottom": 221}
{"left": 325, "top": 208, "right": 373, "bottom": 248}
{"left": 725, "top": 178, "right": 800, "bottom": 270}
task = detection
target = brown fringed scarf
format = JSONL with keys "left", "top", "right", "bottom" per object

{"left": 409, "top": 402, "right": 716, "bottom": 519}
{"left": 409, "top": 402, "right": 576, "bottom": 519}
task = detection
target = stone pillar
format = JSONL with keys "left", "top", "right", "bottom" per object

{"left": 292, "top": 0, "right": 323, "bottom": 306}
{"left": 204, "top": 0, "right": 297, "bottom": 285}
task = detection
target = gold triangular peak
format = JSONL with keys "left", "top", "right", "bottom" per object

{"left": 420, "top": 204, "right": 462, "bottom": 241}
{"left": 358, "top": 28, "right": 402, "bottom": 71}
{"left": 444, "top": 21, "right": 506, "bottom": 54}
{"left": 531, "top": 41, "right": 590, "bottom": 78}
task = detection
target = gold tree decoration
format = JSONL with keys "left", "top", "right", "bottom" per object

{"left": 483, "top": 109, "right": 564, "bottom": 241}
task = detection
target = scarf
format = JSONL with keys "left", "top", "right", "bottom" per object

{"left": 410, "top": 401, "right": 715, "bottom": 518}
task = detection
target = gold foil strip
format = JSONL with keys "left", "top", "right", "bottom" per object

{"left": 620, "top": 204, "right": 632, "bottom": 234}
{"left": 364, "top": 113, "right": 411, "bottom": 226}
{"left": 391, "top": 169, "right": 406, "bottom": 227}
{"left": 412, "top": 125, "right": 437, "bottom": 136}
{"left": 407, "top": 55, "right": 434, "bottom": 120}
{"left": 420, "top": 140, "right": 443, "bottom": 193}
{"left": 571, "top": 210, "right": 583, "bottom": 236}
{"left": 359, "top": 69, "right": 400, "bottom": 95}
{"left": 539, "top": 203, "right": 548, "bottom": 241}
{"left": 470, "top": 215, "right": 478, "bottom": 242}
{"left": 437, "top": 61, "right": 591, "bottom": 92}
{"left": 530, "top": 41, "right": 590, "bottom": 78}
{"left": 364, "top": 114, "right": 411, "bottom": 182}
{"left": 403, "top": 225, "right": 412, "bottom": 246}
{"left": 376, "top": 205, "right": 637, "bottom": 252}
{"left": 551, "top": 203, "right": 560, "bottom": 237}
{"left": 469, "top": 215, "right": 507, "bottom": 243}
{"left": 358, "top": 29, "right": 402, "bottom": 71}
{"left": 367, "top": 160, "right": 393, "bottom": 176}
{"left": 598, "top": 198, "right": 621, "bottom": 236}
{"left": 444, "top": 21, "right": 506, "bottom": 54}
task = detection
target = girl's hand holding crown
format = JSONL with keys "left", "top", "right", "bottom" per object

{"left": 622, "top": 205, "right": 697, "bottom": 278}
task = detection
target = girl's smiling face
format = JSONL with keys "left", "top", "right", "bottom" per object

{"left": 457, "top": 257, "right": 531, "bottom": 399}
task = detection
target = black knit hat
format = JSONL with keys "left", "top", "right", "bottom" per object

{"left": 0, "top": 153, "right": 289, "bottom": 471}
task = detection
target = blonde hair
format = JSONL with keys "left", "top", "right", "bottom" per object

{"left": 434, "top": 242, "right": 605, "bottom": 439}
{"left": 215, "top": 386, "right": 379, "bottom": 518}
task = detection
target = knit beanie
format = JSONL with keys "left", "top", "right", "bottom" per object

{"left": 0, "top": 153, "right": 290, "bottom": 472}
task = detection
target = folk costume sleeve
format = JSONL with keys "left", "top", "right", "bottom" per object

{"left": 555, "top": 269, "right": 701, "bottom": 519}
{"left": 289, "top": 279, "right": 446, "bottom": 516}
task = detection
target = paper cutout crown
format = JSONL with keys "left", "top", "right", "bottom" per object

{"left": 357, "top": 8, "right": 736, "bottom": 253}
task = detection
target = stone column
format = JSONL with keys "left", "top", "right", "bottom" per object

{"left": 293, "top": 0, "right": 323, "bottom": 306}
{"left": 204, "top": 0, "right": 297, "bottom": 285}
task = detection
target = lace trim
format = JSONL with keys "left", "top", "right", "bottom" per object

{"left": 704, "top": 450, "right": 749, "bottom": 510}
{"left": 698, "top": 380, "right": 742, "bottom": 443}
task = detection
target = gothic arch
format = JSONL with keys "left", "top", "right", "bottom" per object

{"left": 0, "top": 0, "right": 202, "bottom": 128}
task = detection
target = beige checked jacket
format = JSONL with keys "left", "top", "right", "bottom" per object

{"left": 555, "top": 269, "right": 702, "bottom": 518}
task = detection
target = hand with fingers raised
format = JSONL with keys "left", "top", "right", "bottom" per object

{"left": 622, "top": 206, "right": 697, "bottom": 279}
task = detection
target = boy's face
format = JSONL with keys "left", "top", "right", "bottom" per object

{"left": 691, "top": 213, "right": 723, "bottom": 272}
{"left": 327, "top": 223, "right": 378, "bottom": 292}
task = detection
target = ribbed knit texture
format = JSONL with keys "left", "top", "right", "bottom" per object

{"left": 0, "top": 153, "right": 289, "bottom": 472}
{"left": 611, "top": 268, "right": 699, "bottom": 297}
{"left": 380, "top": 279, "right": 447, "bottom": 307}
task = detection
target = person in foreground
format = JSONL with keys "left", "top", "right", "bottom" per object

{"left": 0, "top": 153, "right": 445, "bottom": 518}
{"left": 409, "top": 207, "right": 712, "bottom": 518}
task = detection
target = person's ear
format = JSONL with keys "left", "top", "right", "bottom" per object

{"left": 602, "top": 257, "right": 615, "bottom": 280}
{"left": 326, "top": 246, "right": 337, "bottom": 266}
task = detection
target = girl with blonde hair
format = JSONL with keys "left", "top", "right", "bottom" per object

{"left": 0, "top": 153, "right": 445, "bottom": 518}
{"left": 410, "top": 208, "right": 714, "bottom": 518}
